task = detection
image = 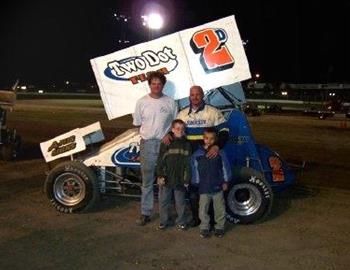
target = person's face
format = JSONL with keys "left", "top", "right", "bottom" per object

{"left": 203, "top": 132, "right": 216, "bottom": 148}
{"left": 149, "top": 78, "right": 164, "bottom": 95}
{"left": 189, "top": 87, "right": 204, "bottom": 107}
{"left": 171, "top": 123, "right": 185, "bottom": 138}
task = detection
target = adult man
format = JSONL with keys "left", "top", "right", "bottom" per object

{"left": 133, "top": 71, "right": 178, "bottom": 226}
{"left": 177, "top": 85, "right": 229, "bottom": 226}
{"left": 177, "top": 85, "right": 229, "bottom": 153}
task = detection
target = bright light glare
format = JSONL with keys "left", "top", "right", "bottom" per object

{"left": 146, "top": 13, "right": 163, "bottom": 29}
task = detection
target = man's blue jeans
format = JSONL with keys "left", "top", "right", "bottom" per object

{"left": 140, "top": 139, "right": 161, "bottom": 216}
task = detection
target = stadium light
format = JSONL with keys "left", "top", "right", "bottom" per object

{"left": 143, "top": 13, "right": 164, "bottom": 29}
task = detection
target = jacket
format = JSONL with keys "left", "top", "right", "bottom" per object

{"left": 177, "top": 102, "right": 229, "bottom": 150}
{"left": 191, "top": 146, "right": 232, "bottom": 194}
{"left": 156, "top": 137, "right": 192, "bottom": 188}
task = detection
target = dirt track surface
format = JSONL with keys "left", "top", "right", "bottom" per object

{"left": 1, "top": 100, "right": 350, "bottom": 270}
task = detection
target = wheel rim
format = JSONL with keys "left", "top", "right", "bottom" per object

{"left": 53, "top": 173, "right": 86, "bottom": 206}
{"left": 228, "top": 183, "right": 262, "bottom": 216}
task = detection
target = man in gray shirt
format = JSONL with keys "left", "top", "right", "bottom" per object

{"left": 133, "top": 71, "right": 178, "bottom": 225}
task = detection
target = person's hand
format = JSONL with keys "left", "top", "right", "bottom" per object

{"left": 222, "top": 182, "right": 228, "bottom": 191}
{"left": 206, "top": 145, "right": 219, "bottom": 159}
{"left": 157, "top": 177, "right": 166, "bottom": 186}
{"left": 184, "top": 183, "right": 189, "bottom": 190}
{"left": 161, "top": 134, "right": 172, "bottom": 145}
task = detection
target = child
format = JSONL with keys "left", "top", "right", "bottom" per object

{"left": 156, "top": 119, "right": 192, "bottom": 230}
{"left": 191, "top": 127, "right": 231, "bottom": 238}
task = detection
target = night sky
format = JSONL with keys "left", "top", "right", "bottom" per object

{"left": 0, "top": 0, "right": 349, "bottom": 87}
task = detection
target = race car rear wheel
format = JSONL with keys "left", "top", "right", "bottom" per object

{"left": 226, "top": 175, "right": 273, "bottom": 224}
{"left": 45, "top": 161, "right": 99, "bottom": 213}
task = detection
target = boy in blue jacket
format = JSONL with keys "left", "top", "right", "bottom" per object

{"left": 191, "top": 128, "right": 231, "bottom": 238}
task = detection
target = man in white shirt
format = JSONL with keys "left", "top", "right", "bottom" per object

{"left": 133, "top": 71, "right": 178, "bottom": 226}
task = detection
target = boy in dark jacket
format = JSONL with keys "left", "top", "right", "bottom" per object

{"left": 156, "top": 119, "right": 192, "bottom": 230}
{"left": 191, "top": 128, "right": 231, "bottom": 238}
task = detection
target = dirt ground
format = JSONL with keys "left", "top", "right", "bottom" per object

{"left": 0, "top": 100, "right": 349, "bottom": 270}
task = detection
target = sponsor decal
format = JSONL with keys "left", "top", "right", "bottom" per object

{"left": 268, "top": 156, "right": 285, "bottom": 182}
{"left": 226, "top": 214, "right": 240, "bottom": 224}
{"left": 249, "top": 176, "right": 271, "bottom": 199}
{"left": 186, "top": 119, "right": 207, "bottom": 126}
{"left": 230, "top": 136, "right": 249, "bottom": 144}
{"left": 47, "top": 135, "right": 77, "bottom": 157}
{"left": 190, "top": 28, "right": 234, "bottom": 73}
{"left": 112, "top": 142, "right": 140, "bottom": 166}
{"left": 104, "top": 47, "right": 178, "bottom": 85}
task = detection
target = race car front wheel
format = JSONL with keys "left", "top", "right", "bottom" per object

{"left": 45, "top": 161, "right": 99, "bottom": 213}
{"left": 226, "top": 175, "right": 273, "bottom": 224}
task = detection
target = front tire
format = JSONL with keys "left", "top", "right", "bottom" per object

{"left": 45, "top": 161, "right": 99, "bottom": 213}
{"left": 226, "top": 175, "right": 273, "bottom": 224}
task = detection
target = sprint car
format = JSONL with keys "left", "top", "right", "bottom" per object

{"left": 41, "top": 89, "right": 296, "bottom": 224}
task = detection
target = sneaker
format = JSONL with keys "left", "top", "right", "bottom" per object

{"left": 135, "top": 215, "right": 151, "bottom": 226}
{"left": 157, "top": 223, "right": 167, "bottom": 230}
{"left": 214, "top": 229, "right": 224, "bottom": 238}
{"left": 176, "top": 224, "right": 187, "bottom": 231}
{"left": 200, "top": 229, "right": 210, "bottom": 238}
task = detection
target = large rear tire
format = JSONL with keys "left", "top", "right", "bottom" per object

{"left": 45, "top": 161, "right": 99, "bottom": 213}
{"left": 226, "top": 171, "right": 273, "bottom": 224}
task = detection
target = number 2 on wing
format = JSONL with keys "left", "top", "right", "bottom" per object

{"left": 190, "top": 28, "right": 234, "bottom": 73}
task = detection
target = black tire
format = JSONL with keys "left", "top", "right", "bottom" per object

{"left": 45, "top": 161, "right": 99, "bottom": 213}
{"left": 226, "top": 172, "right": 273, "bottom": 224}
